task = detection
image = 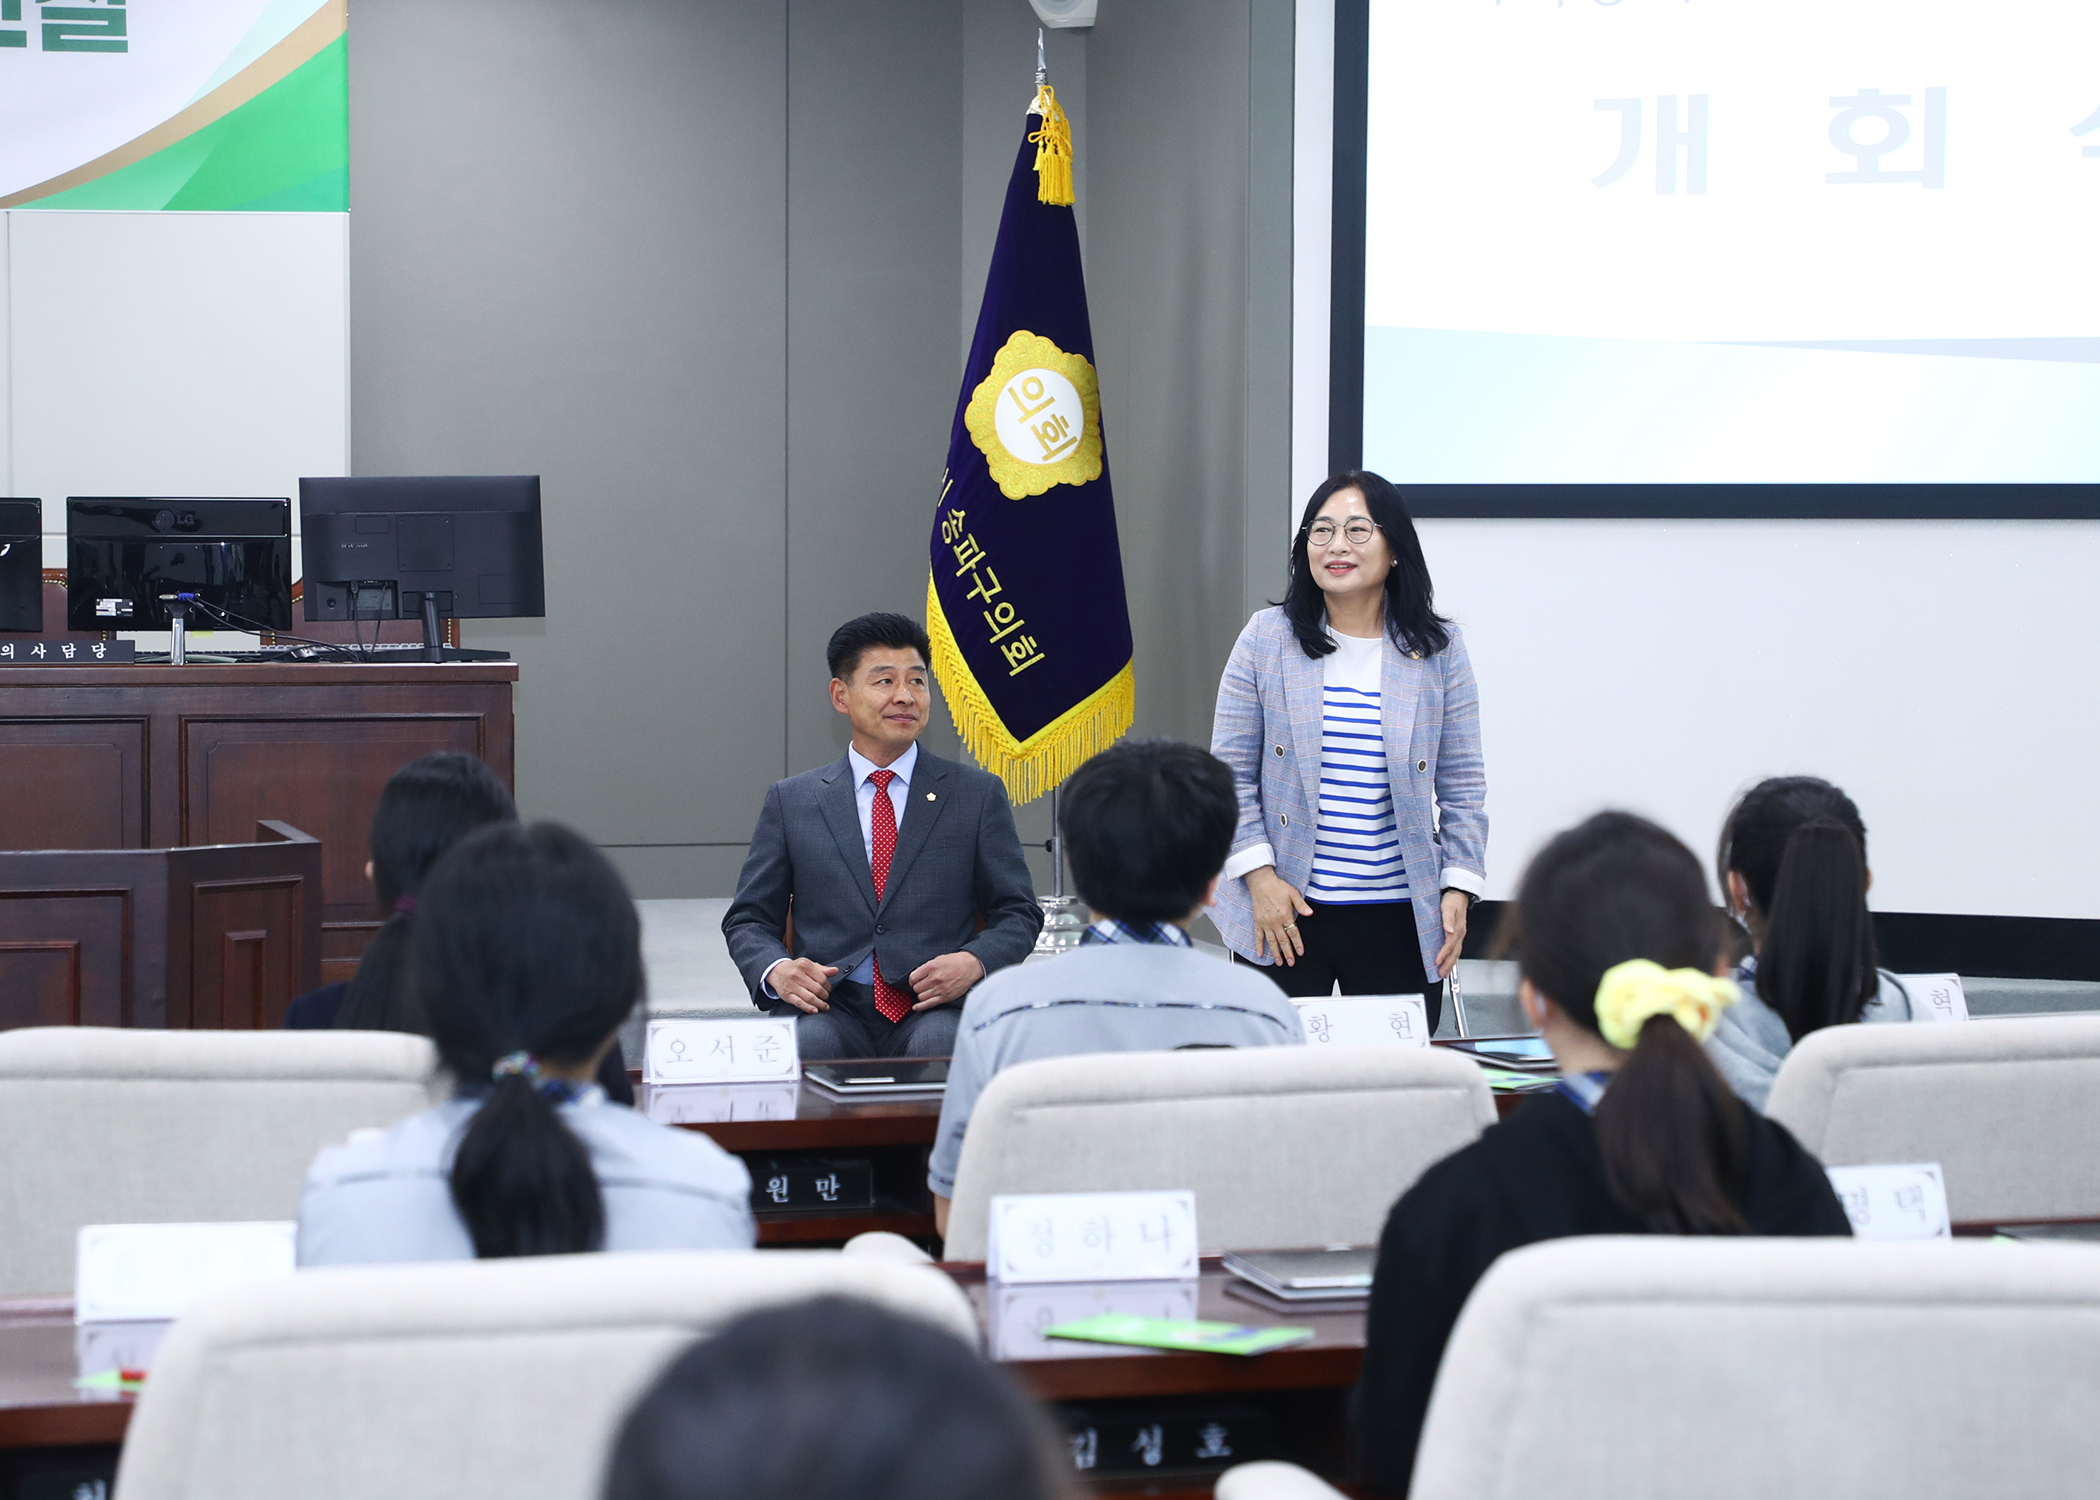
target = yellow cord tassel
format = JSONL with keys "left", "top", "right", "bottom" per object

{"left": 1029, "top": 84, "right": 1075, "bottom": 207}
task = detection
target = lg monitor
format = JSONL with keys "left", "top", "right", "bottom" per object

{"left": 299, "top": 475, "right": 545, "bottom": 660}
{"left": 0, "top": 500, "right": 41, "bottom": 633}
{"left": 66, "top": 499, "right": 292, "bottom": 635}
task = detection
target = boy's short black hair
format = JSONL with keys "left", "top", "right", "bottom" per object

{"left": 1060, "top": 739, "right": 1238, "bottom": 924}
{"left": 827, "top": 612, "right": 933, "bottom": 682}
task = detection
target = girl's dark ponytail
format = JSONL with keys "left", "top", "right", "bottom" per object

{"left": 1504, "top": 811, "right": 1747, "bottom": 1235}
{"left": 335, "top": 904, "right": 420, "bottom": 1032}
{"left": 448, "top": 1059, "right": 606, "bottom": 1259}
{"left": 416, "top": 821, "right": 643, "bottom": 1260}
{"left": 1720, "top": 779, "right": 1879, "bottom": 1039}
{"left": 1594, "top": 1014, "right": 1745, "bottom": 1234}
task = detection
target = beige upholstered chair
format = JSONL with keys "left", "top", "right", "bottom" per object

{"left": 1767, "top": 1014, "right": 2100, "bottom": 1223}
{"left": 113, "top": 1251, "right": 979, "bottom": 1500}
{"left": 1224, "top": 1235, "right": 2100, "bottom": 1500}
{"left": 0, "top": 1027, "right": 438, "bottom": 1296}
{"left": 941, "top": 1046, "right": 1496, "bottom": 1260}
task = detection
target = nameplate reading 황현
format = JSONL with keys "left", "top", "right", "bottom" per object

{"left": 1825, "top": 1163, "right": 1952, "bottom": 1241}
{"left": 1893, "top": 973, "right": 1970, "bottom": 1023}
{"left": 645, "top": 1017, "right": 799, "bottom": 1085}
{"left": 1293, "top": 994, "right": 1429, "bottom": 1048}
{"left": 76, "top": 1222, "right": 297, "bottom": 1323}
{"left": 988, "top": 1191, "right": 1200, "bottom": 1285}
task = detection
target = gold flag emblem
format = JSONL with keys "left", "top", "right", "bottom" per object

{"left": 964, "top": 330, "right": 1103, "bottom": 500}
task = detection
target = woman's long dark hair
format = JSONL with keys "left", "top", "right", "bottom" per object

{"left": 605, "top": 1296, "right": 1074, "bottom": 1500}
{"left": 1280, "top": 469, "right": 1451, "bottom": 660}
{"left": 334, "top": 753, "right": 517, "bottom": 1032}
{"left": 417, "top": 821, "right": 643, "bottom": 1259}
{"left": 1718, "top": 777, "right": 1879, "bottom": 1041}
{"left": 1504, "top": 811, "right": 1745, "bottom": 1235}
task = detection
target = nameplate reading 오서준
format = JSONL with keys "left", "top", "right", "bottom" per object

{"left": 1825, "top": 1163, "right": 1952, "bottom": 1241}
{"left": 644, "top": 1017, "right": 800, "bottom": 1085}
{"left": 988, "top": 1190, "right": 1200, "bottom": 1285}
{"left": 76, "top": 1221, "right": 297, "bottom": 1323}
{"left": 1293, "top": 993, "right": 1429, "bottom": 1048}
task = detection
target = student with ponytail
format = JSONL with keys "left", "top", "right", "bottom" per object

{"left": 283, "top": 752, "right": 635, "bottom": 1105}
{"left": 297, "top": 822, "right": 753, "bottom": 1264}
{"left": 1350, "top": 812, "right": 1848, "bottom": 1496}
{"left": 1706, "top": 776, "right": 1922, "bottom": 1112}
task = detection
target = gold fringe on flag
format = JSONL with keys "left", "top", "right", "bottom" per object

{"left": 927, "top": 573, "right": 1131, "bottom": 804}
{"left": 1029, "top": 84, "right": 1075, "bottom": 207}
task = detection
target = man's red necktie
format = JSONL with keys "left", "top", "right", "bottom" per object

{"left": 866, "top": 769, "right": 911, "bottom": 1023}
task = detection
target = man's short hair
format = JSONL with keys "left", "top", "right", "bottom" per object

{"left": 826, "top": 612, "right": 933, "bottom": 682}
{"left": 1061, "top": 739, "right": 1237, "bottom": 924}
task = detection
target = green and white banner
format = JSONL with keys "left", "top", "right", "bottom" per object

{"left": 0, "top": 0, "right": 346, "bottom": 210}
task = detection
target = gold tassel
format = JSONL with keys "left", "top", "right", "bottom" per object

{"left": 927, "top": 574, "right": 1131, "bottom": 804}
{"left": 1029, "top": 84, "right": 1075, "bottom": 207}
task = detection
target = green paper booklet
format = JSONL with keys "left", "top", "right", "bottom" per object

{"left": 1043, "top": 1313, "right": 1315, "bottom": 1357}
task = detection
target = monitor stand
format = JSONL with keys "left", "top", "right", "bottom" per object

{"left": 420, "top": 593, "right": 445, "bottom": 664}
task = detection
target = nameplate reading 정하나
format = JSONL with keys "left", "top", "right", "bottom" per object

{"left": 76, "top": 1221, "right": 297, "bottom": 1323}
{"left": 988, "top": 1191, "right": 1200, "bottom": 1284}
{"left": 1892, "top": 973, "right": 1970, "bottom": 1023}
{"left": 1293, "top": 994, "right": 1429, "bottom": 1048}
{"left": 645, "top": 1018, "right": 799, "bottom": 1085}
{"left": 1825, "top": 1163, "right": 1952, "bottom": 1241}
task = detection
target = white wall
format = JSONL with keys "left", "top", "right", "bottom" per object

{"left": 1424, "top": 518, "right": 2100, "bottom": 919}
{"left": 2, "top": 211, "right": 349, "bottom": 570}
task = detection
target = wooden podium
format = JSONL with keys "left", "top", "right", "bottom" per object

{"left": 0, "top": 663, "right": 517, "bottom": 993}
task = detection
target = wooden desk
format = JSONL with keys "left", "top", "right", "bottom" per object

{"left": 0, "top": 663, "right": 516, "bottom": 987}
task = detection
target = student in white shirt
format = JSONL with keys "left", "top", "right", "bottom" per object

{"left": 929, "top": 739, "right": 1304, "bottom": 1236}
{"left": 299, "top": 822, "right": 753, "bottom": 1264}
{"left": 1705, "top": 776, "right": 1922, "bottom": 1111}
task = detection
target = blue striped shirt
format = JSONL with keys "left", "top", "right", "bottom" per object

{"left": 1307, "top": 631, "right": 1407, "bottom": 905}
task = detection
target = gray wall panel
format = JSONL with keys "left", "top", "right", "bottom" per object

{"left": 348, "top": 0, "right": 789, "bottom": 845}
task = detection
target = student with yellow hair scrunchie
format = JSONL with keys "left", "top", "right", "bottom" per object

{"left": 1349, "top": 812, "right": 1851, "bottom": 1498}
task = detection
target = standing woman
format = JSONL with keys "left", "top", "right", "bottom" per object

{"left": 1210, "top": 471, "right": 1485, "bottom": 1029}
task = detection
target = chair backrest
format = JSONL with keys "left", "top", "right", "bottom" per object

{"left": 1411, "top": 1235, "right": 2100, "bottom": 1500}
{"left": 0, "top": 1027, "right": 439, "bottom": 1296}
{"left": 113, "top": 1251, "right": 980, "bottom": 1500}
{"left": 1766, "top": 1014, "right": 2100, "bottom": 1223}
{"left": 943, "top": 1046, "right": 1496, "bottom": 1259}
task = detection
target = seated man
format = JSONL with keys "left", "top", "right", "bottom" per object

{"left": 723, "top": 612, "right": 1042, "bottom": 1059}
{"left": 928, "top": 738, "right": 1306, "bottom": 1234}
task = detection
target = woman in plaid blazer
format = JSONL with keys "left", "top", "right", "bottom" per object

{"left": 1208, "top": 471, "right": 1486, "bottom": 1031}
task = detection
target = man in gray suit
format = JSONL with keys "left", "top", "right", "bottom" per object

{"left": 723, "top": 613, "right": 1043, "bottom": 1058}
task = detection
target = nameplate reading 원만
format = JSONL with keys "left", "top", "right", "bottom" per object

{"left": 988, "top": 1191, "right": 1200, "bottom": 1284}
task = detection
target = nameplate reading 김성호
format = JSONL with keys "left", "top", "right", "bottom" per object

{"left": 644, "top": 1017, "right": 799, "bottom": 1085}
{"left": 1825, "top": 1163, "right": 1952, "bottom": 1241}
{"left": 987, "top": 1190, "right": 1200, "bottom": 1284}
{"left": 1293, "top": 993, "right": 1429, "bottom": 1048}
{"left": 0, "top": 639, "right": 133, "bottom": 665}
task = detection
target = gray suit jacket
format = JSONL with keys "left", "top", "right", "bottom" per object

{"left": 721, "top": 748, "right": 1043, "bottom": 1004}
{"left": 1209, "top": 606, "right": 1487, "bottom": 979}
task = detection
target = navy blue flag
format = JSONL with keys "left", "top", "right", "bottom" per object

{"left": 926, "top": 86, "right": 1133, "bottom": 803}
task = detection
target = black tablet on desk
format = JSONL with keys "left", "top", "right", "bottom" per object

{"left": 805, "top": 1060, "right": 948, "bottom": 1097}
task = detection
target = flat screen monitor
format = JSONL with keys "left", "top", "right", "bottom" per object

{"left": 66, "top": 499, "right": 292, "bottom": 633}
{"left": 0, "top": 500, "right": 41, "bottom": 633}
{"left": 299, "top": 476, "right": 546, "bottom": 648}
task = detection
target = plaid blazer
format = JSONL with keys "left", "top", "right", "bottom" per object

{"left": 1208, "top": 607, "right": 1486, "bottom": 977}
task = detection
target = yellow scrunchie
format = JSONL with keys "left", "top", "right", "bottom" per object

{"left": 1592, "top": 959, "right": 1739, "bottom": 1050}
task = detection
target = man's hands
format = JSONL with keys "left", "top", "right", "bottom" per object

{"left": 771, "top": 958, "right": 840, "bottom": 1013}
{"left": 909, "top": 951, "right": 985, "bottom": 1011}
{"left": 1246, "top": 866, "right": 1313, "bottom": 966}
{"left": 1435, "top": 889, "right": 1470, "bottom": 979}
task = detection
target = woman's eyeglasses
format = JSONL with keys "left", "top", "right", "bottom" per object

{"left": 1307, "top": 519, "right": 1378, "bottom": 547}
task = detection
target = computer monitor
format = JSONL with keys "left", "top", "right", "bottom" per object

{"left": 66, "top": 499, "right": 293, "bottom": 634}
{"left": 0, "top": 500, "right": 41, "bottom": 633}
{"left": 299, "top": 476, "right": 545, "bottom": 660}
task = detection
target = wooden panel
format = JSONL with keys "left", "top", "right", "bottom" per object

{"left": 0, "top": 889, "right": 136, "bottom": 1028}
{"left": 321, "top": 919, "right": 380, "bottom": 987}
{"left": 0, "top": 943, "right": 82, "bottom": 1028}
{"left": 171, "top": 834, "right": 321, "bottom": 1030}
{"left": 0, "top": 721, "right": 146, "bottom": 851}
{"left": 182, "top": 717, "right": 485, "bottom": 927}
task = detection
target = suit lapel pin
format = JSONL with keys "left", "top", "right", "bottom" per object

{"left": 926, "top": 792, "right": 937, "bottom": 801}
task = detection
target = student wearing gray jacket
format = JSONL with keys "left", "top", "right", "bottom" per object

{"left": 1704, "top": 777, "right": 1920, "bottom": 1112}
